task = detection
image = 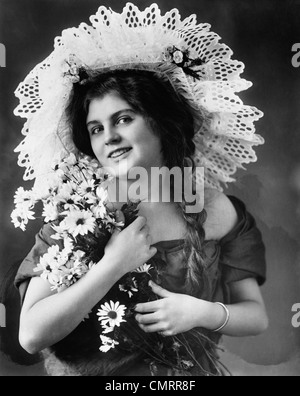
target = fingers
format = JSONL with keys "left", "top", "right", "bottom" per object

{"left": 115, "top": 209, "right": 125, "bottom": 224}
{"left": 135, "top": 300, "right": 161, "bottom": 314}
{"left": 138, "top": 322, "right": 171, "bottom": 335}
{"left": 111, "top": 210, "right": 125, "bottom": 236}
{"left": 129, "top": 216, "right": 147, "bottom": 231}
{"left": 135, "top": 312, "right": 159, "bottom": 325}
{"left": 149, "top": 281, "right": 170, "bottom": 298}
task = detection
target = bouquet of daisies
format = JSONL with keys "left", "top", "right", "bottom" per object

{"left": 11, "top": 153, "right": 124, "bottom": 291}
{"left": 11, "top": 154, "right": 157, "bottom": 350}
{"left": 11, "top": 153, "right": 221, "bottom": 376}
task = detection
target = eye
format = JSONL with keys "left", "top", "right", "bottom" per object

{"left": 116, "top": 116, "right": 133, "bottom": 125}
{"left": 90, "top": 125, "right": 104, "bottom": 135}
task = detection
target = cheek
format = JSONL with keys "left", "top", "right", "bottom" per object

{"left": 133, "top": 123, "right": 162, "bottom": 151}
{"left": 90, "top": 138, "right": 106, "bottom": 162}
{"left": 134, "top": 131, "right": 164, "bottom": 165}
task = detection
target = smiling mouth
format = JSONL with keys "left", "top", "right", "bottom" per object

{"left": 109, "top": 148, "right": 133, "bottom": 159}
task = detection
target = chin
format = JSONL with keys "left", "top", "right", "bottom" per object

{"left": 103, "top": 155, "right": 150, "bottom": 180}
{"left": 109, "top": 160, "right": 134, "bottom": 180}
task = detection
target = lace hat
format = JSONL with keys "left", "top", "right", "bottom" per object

{"left": 13, "top": 3, "right": 264, "bottom": 192}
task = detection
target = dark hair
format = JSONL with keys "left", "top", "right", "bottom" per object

{"left": 66, "top": 69, "right": 210, "bottom": 295}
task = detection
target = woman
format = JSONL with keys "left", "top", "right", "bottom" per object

{"left": 12, "top": 4, "right": 268, "bottom": 376}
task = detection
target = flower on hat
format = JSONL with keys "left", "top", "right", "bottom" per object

{"left": 173, "top": 50, "right": 184, "bottom": 65}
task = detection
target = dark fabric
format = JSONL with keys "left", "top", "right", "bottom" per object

{"left": 14, "top": 224, "right": 62, "bottom": 303}
{"left": 14, "top": 196, "right": 266, "bottom": 376}
{"left": 220, "top": 196, "right": 266, "bottom": 286}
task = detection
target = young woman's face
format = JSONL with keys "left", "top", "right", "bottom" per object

{"left": 86, "top": 91, "right": 164, "bottom": 178}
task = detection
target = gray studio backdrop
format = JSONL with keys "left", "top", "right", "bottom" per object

{"left": 0, "top": 0, "right": 300, "bottom": 376}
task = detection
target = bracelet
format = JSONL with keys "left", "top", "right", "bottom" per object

{"left": 212, "top": 302, "right": 230, "bottom": 333}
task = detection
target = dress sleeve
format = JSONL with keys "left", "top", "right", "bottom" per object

{"left": 14, "top": 223, "right": 62, "bottom": 303}
{"left": 219, "top": 196, "right": 267, "bottom": 287}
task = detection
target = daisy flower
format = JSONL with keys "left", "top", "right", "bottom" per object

{"left": 97, "top": 301, "right": 126, "bottom": 329}
{"left": 13, "top": 187, "right": 34, "bottom": 206}
{"left": 42, "top": 202, "right": 59, "bottom": 223}
{"left": 82, "top": 310, "right": 93, "bottom": 323}
{"left": 11, "top": 206, "right": 35, "bottom": 231}
{"left": 78, "top": 179, "right": 95, "bottom": 197}
{"left": 99, "top": 335, "right": 119, "bottom": 353}
{"left": 55, "top": 182, "right": 74, "bottom": 201}
{"left": 181, "top": 360, "right": 195, "bottom": 370}
{"left": 54, "top": 183, "right": 82, "bottom": 210}
{"left": 64, "top": 209, "right": 96, "bottom": 237}
{"left": 62, "top": 195, "right": 83, "bottom": 211}
{"left": 11, "top": 209, "right": 27, "bottom": 231}
{"left": 133, "top": 263, "right": 153, "bottom": 274}
{"left": 54, "top": 153, "right": 77, "bottom": 173}
{"left": 51, "top": 222, "right": 69, "bottom": 241}
{"left": 101, "top": 325, "right": 115, "bottom": 335}
{"left": 60, "top": 259, "right": 89, "bottom": 287}
{"left": 119, "top": 278, "right": 138, "bottom": 298}
{"left": 91, "top": 202, "right": 107, "bottom": 220}
{"left": 72, "top": 249, "right": 86, "bottom": 261}
{"left": 45, "top": 272, "right": 63, "bottom": 291}
{"left": 63, "top": 236, "right": 74, "bottom": 254}
{"left": 64, "top": 153, "right": 78, "bottom": 167}
{"left": 77, "top": 155, "right": 92, "bottom": 168}
{"left": 103, "top": 214, "right": 124, "bottom": 232}
{"left": 43, "top": 172, "right": 63, "bottom": 193}
{"left": 35, "top": 245, "right": 68, "bottom": 272}
{"left": 96, "top": 186, "right": 109, "bottom": 203}
{"left": 34, "top": 246, "right": 68, "bottom": 288}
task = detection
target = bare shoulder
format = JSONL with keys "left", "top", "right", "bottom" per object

{"left": 203, "top": 188, "right": 238, "bottom": 241}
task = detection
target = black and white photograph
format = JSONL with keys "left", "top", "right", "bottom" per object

{"left": 0, "top": 0, "right": 299, "bottom": 378}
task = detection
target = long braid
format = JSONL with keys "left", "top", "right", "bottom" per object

{"left": 176, "top": 157, "right": 212, "bottom": 297}
{"left": 178, "top": 202, "right": 211, "bottom": 297}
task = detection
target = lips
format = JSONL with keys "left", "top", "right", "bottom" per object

{"left": 108, "top": 147, "right": 133, "bottom": 159}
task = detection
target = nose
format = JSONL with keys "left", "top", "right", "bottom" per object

{"left": 104, "top": 128, "right": 122, "bottom": 146}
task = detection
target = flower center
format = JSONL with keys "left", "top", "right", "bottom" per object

{"left": 108, "top": 311, "right": 118, "bottom": 320}
{"left": 76, "top": 219, "right": 85, "bottom": 226}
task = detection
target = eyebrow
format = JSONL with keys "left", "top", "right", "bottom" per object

{"left": 86, "top": 109, "right": 136, "bottom": 128}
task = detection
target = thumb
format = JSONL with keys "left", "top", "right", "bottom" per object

{"left": 115, "top": 209, "right": 125, "bottom": 224}
{"left": 149, "top": 281, "right": 170, "bottom": 298}
{"left": 112, "top": 210, "right": 125, "bottom": 235}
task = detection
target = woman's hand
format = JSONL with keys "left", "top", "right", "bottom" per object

{"left": 104, "top": 212, "right": 157, "bottom": 277}
{"left": 135, "top": 281, "right": 210, "bottom": 336}
{"left": 135, "top": 279, "right": 269, "bottom": 337}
